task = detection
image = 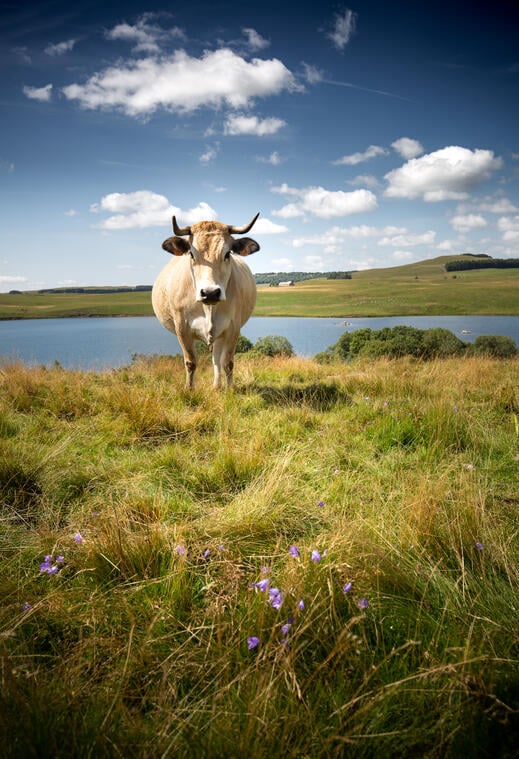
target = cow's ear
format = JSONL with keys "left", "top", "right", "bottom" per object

{"left": 232, "top": 237, "right": 260, "bottom": 256}
{"left": 162, "top": 236, "right": 191, "bottom": 256}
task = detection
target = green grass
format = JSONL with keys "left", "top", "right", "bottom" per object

{"left": 1, "top": 256, "right": 518, "bottom": 319}
{"left": 1, "top": 354, "right": 518, "bottom": 757}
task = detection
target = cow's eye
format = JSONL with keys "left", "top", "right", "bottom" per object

{"left": 224, "top": 250, "right": 231, "bottom": 261}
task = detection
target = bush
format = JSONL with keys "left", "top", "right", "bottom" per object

{"left": 252, "top": 335, "right": 294, "bottom": 357}
{"left": 421, "top": 328, "right": 466, "bottom": 358}
{"left": 235, "top": 335, "right": 253, "bottom": 353}
{"left": 319, "top": 326, "right": 517, "bottom": 361}
{"left": 472, "top": 335, "right": 517, "bottom": 358}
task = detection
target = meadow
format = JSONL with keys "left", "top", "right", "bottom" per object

{"left": 1, "top": 353, "right": 518, "bottom": 757}
{"left": 1, "top": 256, "right": 518, "bottom": 319}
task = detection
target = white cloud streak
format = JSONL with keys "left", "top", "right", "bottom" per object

{"left": 106, "top": 14, "right": 185, "bottom": 53}
{"left": 391, "top": 137, "right": 424, "bottom": 159}
{"left": 224, "top": 114, "right": 286, "bottom": 136}
{"left": 242, "top": 28, "right": 269, "bottom": 51}
{"left": 44, "top": 39, "right": 76, "bottom": 56}
{"left": 62, "top": 49, "right": 299, "bottom": 117}
{"left": 272, "top": 184, "right": 378, "bottom": 219}
{"left": 333, "top": 144, "right": 388, "bottom": 166}
{"left": 90, "top": 190, "right": 217, "bottom": 229}
{"left": 384, "top": 146, "right": 503, "bottom": 202}
{"left": 450, "top": 214, "right": 488, "bottom": 233}
{"left": 23, "top": 83, "right": 53, "bottom": 102}
{"left": 327, "top": 9, "right": 358, "bottom": 51}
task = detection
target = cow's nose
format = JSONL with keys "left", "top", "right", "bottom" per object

{"left": 200, "top": 287, "right": 221, "bottom": 302}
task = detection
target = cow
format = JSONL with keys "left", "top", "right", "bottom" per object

{"left": 152, "top": 213, "right": 260, "bottom": 389}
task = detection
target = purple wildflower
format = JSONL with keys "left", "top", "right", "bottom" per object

{"left": 475, "top": 541, "right": 484, "bottom": 551}
{"left": 203, "top": 549, "right": 211, "bottom": 558}
{"left": 268, "top": 588, "right": 283, "bottom": 610}
{"left": 176, "top": 545, "right": 186, "bottom": 556}
{"left": 247, "top": 636, "right": 260, "bottom": 650}
{"left": 298, "top": 599, "right": 305, "bottom": 611}
{"left": 260, "top": 566, "right": 270, "bottom": 574}
{"left": 288, "top": 545, "right": 300, "bottom": 557}
{"left": 252, "top": 578, "right": 270, "bottom": 592}
{"left": 40, "top": 557, "right": 58, "bottom": 575}
{"left": 311, "top": 549, "right": 321, "bottom": 563}
{"left": 73, "top": 532, "right": 83, "bottom": 544}
{"left": 281, "top": 622, "right": 292, "bottom": 636}
{"left": 343, "top": 582, "right": 352, "bottom": 594}
{"left": 357, "top": 597, "right": 369, "bottom": 610}
{"left": 21, "top": 602, "right": 32, "bottom": 612}
{"left": 318, "top": 500, "right": 325, "bottom": 508}
{"left": 56, "top": 555, "right": 64, "bottom": 564}
{"left": 217, "top": 544, "right": 225, "bottom": 552}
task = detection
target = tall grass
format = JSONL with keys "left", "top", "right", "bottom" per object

{"left": 1, "top": 355, "right": 517, "bottom": 757}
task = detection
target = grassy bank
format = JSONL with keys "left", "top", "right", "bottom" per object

{"left": 1, "top": 355, "right": 518, "bottom": 757}
{"left": 1, "top": 256, "right": 518, "bottom": 319}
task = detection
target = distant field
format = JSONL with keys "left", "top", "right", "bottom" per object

{"left": 1, "top": 256, "right": 518, "bottom": 319}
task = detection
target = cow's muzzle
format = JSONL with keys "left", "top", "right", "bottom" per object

{"left": 199, "top": 287, "right": 222, "bottom": 304}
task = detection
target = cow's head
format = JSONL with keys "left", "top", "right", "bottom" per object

{"left": 162, "top": 214, "right": 260, "bottom": 304}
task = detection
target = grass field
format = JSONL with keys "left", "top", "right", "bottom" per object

{"left": 1, "top": 354, "right": 518, "bottom": 757}
{"left": 1, "top": 256, "right": 518, "bottom": 319}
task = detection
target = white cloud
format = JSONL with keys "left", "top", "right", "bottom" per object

{"left": 327, "top": 9, "right": 357, "bottom": 51}
{"left": 333, "top": 145, "right": 388, "bottom": 166}
{"left": 91, "top": 190, "right": 217, "bottom": 229}
{"left": 63, "top": 49, "right": 298, "bottom": 117}
{"left": 253, "top": 218, "right": 288, "bottom": 234}
{"left": 498, "top": 215, "right": 519, "bottom": 241}
{"left": 199, "top": 143, "right": 220, "bottom": 163}
{"left": 477, "top": 198, "right": 517, "bottom": 214}
{"left": 391, "top": 137, "right": 424, "bottom": 159}
{"left": 23, "top": 83, "right": 53, "bottom": 102}
{"left": 301, "top": 63, "right": 323, "bottom": 84}
{"left": 65, "top": 209, "right": 78, "bottom": 216}
{"left": 45, "top": 39, "right": 76, "bottom": 56}
{"left": 0, "top": 276, "right": 27, "bottom": 290}
{"left": 347, "top": 174, "right": 380, "bottom": 189}
{"left": 242, "top": 28, "right": 269, "bottom": 51}
{"left": 291, "top": 225, "right": 406, "bottom": 248}
{"left": 257, "top": 151, "right": 283, "bottom": 165}
{"left": 450, "top": 214, "right": 488, "bottom": 233}
{"left": 384, "top": 146, "right": 503, "bottom": 202}
{"left": 224, "top": 114, "right": 286, "bottom": 136}
{"left": 106, "top": 14, "right": 185, "bottom": 53}
{"left": 272, "top": 184, "right": 377, "bottom": 219}
{"left": 378, "top": 230, "right": 436, "bottom": 247}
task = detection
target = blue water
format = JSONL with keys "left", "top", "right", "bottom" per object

{"left": 0, "top": 315, "right": 518, "bottom": 370}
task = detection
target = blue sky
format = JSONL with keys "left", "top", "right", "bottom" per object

{"left": 1, "top": 0, "right": 518, "bottom": 291}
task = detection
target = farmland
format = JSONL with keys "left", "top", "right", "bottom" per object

{"left": 1, "top": 256, "right": 518, "bottom": 320}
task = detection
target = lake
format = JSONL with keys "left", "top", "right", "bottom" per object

{"left": 0, "top": 315, "right": 518, "bottom": 370}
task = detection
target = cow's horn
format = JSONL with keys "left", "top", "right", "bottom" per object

{"left": 172, "top": 216, "right": 191, "bottom": 236}
{"left": 228, "top": 212, "right": 260, "bottom": 235}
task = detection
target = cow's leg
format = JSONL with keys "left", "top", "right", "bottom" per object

{"left": 213, "top": 336, "right": 237, "bottom": 389}
{"left": 177, "top": 334, "right": 197, "bottom": 390}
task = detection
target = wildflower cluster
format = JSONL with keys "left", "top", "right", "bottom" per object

{"left": 40, "top": 554, "right": 64, "bottom": 575}
{"left": 248, "top": 543, "right": 368, "bottom": 650}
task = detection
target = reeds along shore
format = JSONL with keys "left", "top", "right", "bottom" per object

{"left": 1, "top": 354, "right": 518, "bottom": 758}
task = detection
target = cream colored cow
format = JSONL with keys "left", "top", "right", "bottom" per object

{"left": 152, "top": 213, "right": 260, "bottom": 389}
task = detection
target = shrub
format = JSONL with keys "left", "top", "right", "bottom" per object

{"left": 421, "top": 328, "right": 466, "bottom": 358}
{"left": 252, "top": 335, "right": 294, "bottom": 357}
{"left": 235, "top": 335, "right": 254, "bottom": 353}
{"left": 472, "top": 335, "right": 517, "bottom": 358}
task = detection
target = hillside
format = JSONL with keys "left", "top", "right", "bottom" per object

{"left": 0, "top": 255, "right": 517, "bottom": 319}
